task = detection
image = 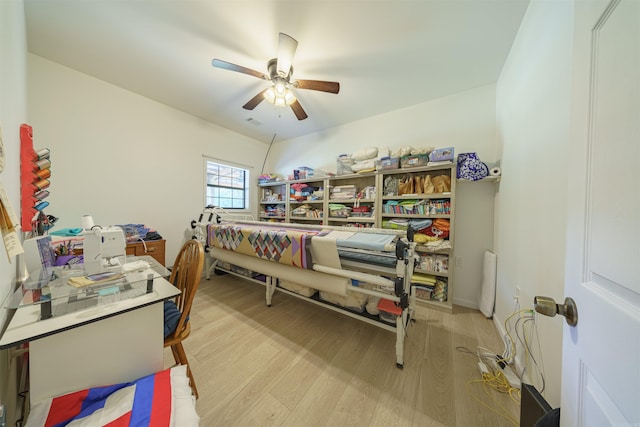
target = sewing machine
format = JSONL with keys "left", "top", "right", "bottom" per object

{"left": 83, "top": 226, "right": 127, "bottom": 275}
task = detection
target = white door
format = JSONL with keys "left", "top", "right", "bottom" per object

{"left": 562, "top": 0, "right": 640, "bottom": 426}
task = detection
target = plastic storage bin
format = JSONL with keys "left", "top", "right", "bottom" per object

{"left": 400, "top": 154, "right": 429, "bottom": 168}
{"left": 376, "top": 156, "right": 400, "bottom": 171}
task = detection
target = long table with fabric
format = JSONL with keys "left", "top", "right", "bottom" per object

{"left": 201, "top": 219, "right": 417, "bottom": 368}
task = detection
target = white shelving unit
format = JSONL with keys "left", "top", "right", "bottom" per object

{"left": 376, "top": 164, "right": 455, "bottom": 310}
{"left": 257, "top": 162, "right": 456, "bottom": 310}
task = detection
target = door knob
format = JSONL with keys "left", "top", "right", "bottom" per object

{"left": 534, "top": 296, "right": 578, "bottom": 327}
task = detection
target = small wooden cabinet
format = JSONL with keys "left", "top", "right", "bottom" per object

{"left": 74, "top": 239, "right": 166, "bottom": 266}
{"left": 125, "top": 239, "right": 166, "bottom": 266}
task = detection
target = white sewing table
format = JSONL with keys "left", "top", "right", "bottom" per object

{"left": 0, "top": 256, "right": 179, "bottom": 405}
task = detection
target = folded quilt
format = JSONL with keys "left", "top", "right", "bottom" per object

{"left": 26, "top": 365, "right": 199, "bottom": 427}
{"left": 335, "top": 232, "right": 396, "bottom": 252}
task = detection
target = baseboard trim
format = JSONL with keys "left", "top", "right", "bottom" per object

{"left": 452, "top": 297, "right": 479, "bottom": 310}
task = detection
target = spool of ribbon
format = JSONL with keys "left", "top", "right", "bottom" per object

{"left": 81, "top": 215, "right": 95, "bottom": 230}
{"left": 34, "top": 147, "right": 50, "bottom": 161}
{"left": 35, "top": 158, "right": 51, "bottom": 170}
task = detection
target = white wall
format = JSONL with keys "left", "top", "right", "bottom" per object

{"left": 0, "top": 0, "right": 26, "bottom": 326}
{"left": 265, "top": 85, "right": 499, "bottom": 309}
{"left": 267, "top": 85, "right": 500, "bottom": 173}
{"left": 0, "top": 1, "right": 27, "bottom": 423}
{"left": 495, "top": 0, "right": 574, "bottom": 407}
{"left": 28, "top": 55, "right": 267, "bottom": 264}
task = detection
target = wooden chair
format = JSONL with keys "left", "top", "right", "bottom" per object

{"left": 164, "top": 239, "right": 204, "bottom": 399}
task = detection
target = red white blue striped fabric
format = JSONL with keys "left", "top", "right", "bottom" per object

{"left": 30, "top": 368, "right": 172, "bottom": 426}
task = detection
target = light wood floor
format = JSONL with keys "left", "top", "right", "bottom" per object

{"left": 165, "top": 274, "right": 520, "bottom": 426}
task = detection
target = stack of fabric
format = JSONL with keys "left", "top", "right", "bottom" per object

{"left": 432, "top": 278, "right": 448, "bottom": 302}
{"left": 116, "top": 224, "right": 155, "bottom": 241}
{"left": 412, "top": 220, "right": 449, "bottom": 249}
{"left": 412, "top": 272, "right": 436, "bottom": 288}
{"left": 290, "top": 183, "right": 320, "bottom": 201}
{"left": 330, "top": 185, "right": 357, "bottom": 199}
{"left": 412, "top": 272, "right": 437, "bottom": 302}
{"left": 423, "top": 218, "right": 450, "bottom": 239}
{"left": 328, "top": 203, "right": 352, "bottom": 217}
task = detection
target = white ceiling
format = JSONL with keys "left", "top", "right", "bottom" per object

{"left": 24, "top": 0, "right": 529, "bottom": 144}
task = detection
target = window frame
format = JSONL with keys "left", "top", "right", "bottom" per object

{"left": 203, "top": 158, "right": 250, "bottom": 211}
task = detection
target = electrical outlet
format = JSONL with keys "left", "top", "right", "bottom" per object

{"left": 455, "top": 257, "right": 463, "bottom": 267}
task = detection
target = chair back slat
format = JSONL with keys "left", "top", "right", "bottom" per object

{"left": 168, "top": 240, "right": 204, "bottom": 338}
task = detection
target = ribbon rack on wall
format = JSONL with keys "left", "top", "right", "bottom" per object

{"left": 20, "top": 124, "right": 51, "bottom": 233}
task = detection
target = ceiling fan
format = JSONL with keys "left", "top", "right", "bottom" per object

{"left": 212, "top": 33, "right": 340, "bottom": 121}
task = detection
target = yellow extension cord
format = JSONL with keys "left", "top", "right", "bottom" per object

{"left": 466, "top": 365, "right": 521, "bottom": 425}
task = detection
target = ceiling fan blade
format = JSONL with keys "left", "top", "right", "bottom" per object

{"left": 294, "top": 79, "right": 340, "bottom": 94}
{"left": 290, "top": 100, "right": 308, "bottom": 120}
{"left": 212, "top": 59, "right": 269, "bottom": 80}
{"left": 243, "top": 89, "right": 267, "bottom": 110}
{"left": 276, "top": 33, "right": 298, "bottom": 77}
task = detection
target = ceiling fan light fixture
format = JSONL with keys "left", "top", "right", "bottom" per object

{"left": 264, "top": 85, "right": 296, "bottom": 107}
{"left": 274, "top": 81, "right": 286, "bottom": 96}
{"left": 213, "top": 31, "right": 337, "bottom": 120}
{"left": 264, "top": 87, "right": 276, "bottom": 103}
{"left": 284, "top": 90, "right": 297, "bottom": 105}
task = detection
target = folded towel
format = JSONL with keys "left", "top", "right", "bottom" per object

{"left": 50, "top": 228, "right": 83, "bottom": 236}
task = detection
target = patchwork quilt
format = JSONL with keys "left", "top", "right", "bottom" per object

{"left": 26, "top": 366, "right": 199, "bottom": 427}
{"left": 207, "top": 223, "right": 319, "bottom": 269}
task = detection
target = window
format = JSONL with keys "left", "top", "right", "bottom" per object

{"left": 204, "top": 159, "right": 249, "bottom": 209}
